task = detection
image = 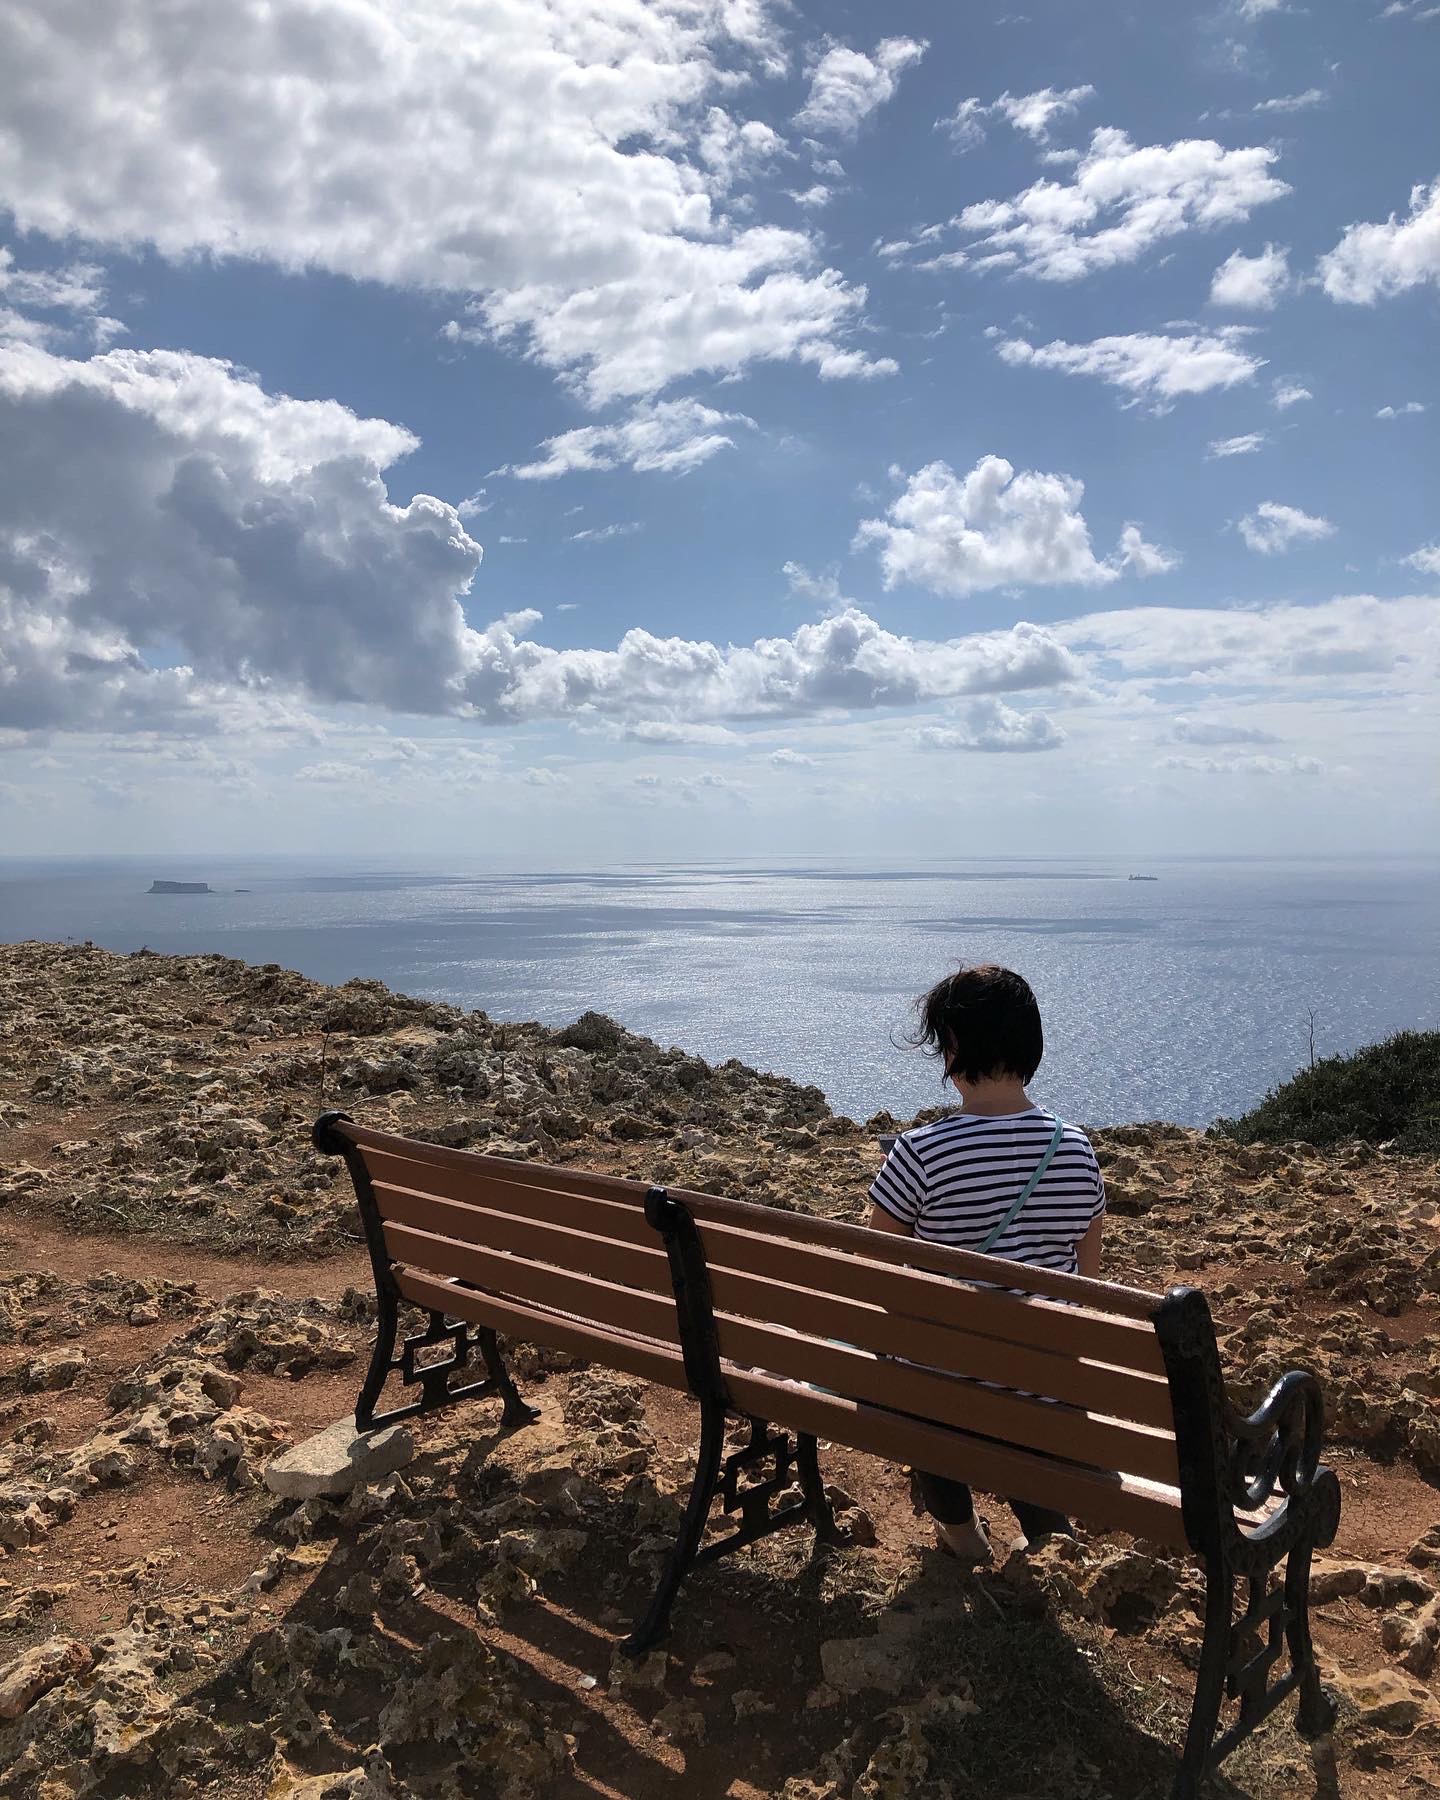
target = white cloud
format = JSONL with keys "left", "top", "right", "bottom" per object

{"left": 496, "top": 398, "right": 752, "bottom": 480}
{"left": 1161, "top": 754, "right": 1324, "bottom": 776}
{"left": 1170, "top": 716, "right": 1279, "bottom": 746}
{"left": 1208, "top": 431, "right": 1268, "bottom": 457}
{"left": 1404, "top": 542, "right": 1440, "bottom": 576}
{"left": 793, "top": 36, "right": 927, "bottom": 137}
{"left": 1318, "top": 177, "right": 1440, "bottom": 303}
{"left": 939, "top": 84, "right": 1095, "bottom": 150}
{"left": 1062, "top": 595, "right": 1435, "bottom": 682}
{"left": 1271, "top": 379, "right": 1312, "bottom": 409}
{"left": 0, "top": 341, "right": 1090, "bottom": 735}
{"left": 947, "top": 128, "right": 1288, "bottom": 282}
{"left": 1253, "top": 88, "right": 1325, "bottom": 113}
{"left": 1376, "top": 401, "right": 1427, "bottom": 418}
{"left": 568, "top": 520, "right": 642, "bottom": 543}
{"left": 938, "top": 97, "right": 990, "bottom": 151}
{"left": 1237, "top": 501, "right": 1336, "bottom": 554}
{"left": 769, "top": 746, "right": 814, "bottom": 766}
{"left": 0, "top": 342, "right": 480, "bottom": 732}
{"left": 1116, "top": 525, "right": 1180, "bottom": 576}
{"left": 0, "top": 248, "right": 124, "bottom": 350}
{"left": 624, "top": 720, "right": 739, "bottom": 745}
{"left": 1236, "top": 0, "right": 1287, "bottom": 16}
{"left": 914, "top": 697, "right": 1065, "bottom": 752}
{"left": 855, "top": 456, "right": 1121, "bottom": 596}
{"left": 1208, "top": 243, "right": 1290, "bottom": 309}
{"left": 994, "top": 85, "right": 1096, "bottom": 142}
{"left": 998, "top": 329, "right": 1263, "bottom": 407}
{"left": 0, "top": 0, "right": 892, "bottom": 405}
{"left": 782, "top": 560, "right": 843, "bottom": 604}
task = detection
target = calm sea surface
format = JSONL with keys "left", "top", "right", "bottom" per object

{"left": 1, "top": 854, "right": 1435, "bottom": 1128}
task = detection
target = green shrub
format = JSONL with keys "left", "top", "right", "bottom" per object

{"left": 1213, "top": 1030, "right": 1440, "bottom": 1154}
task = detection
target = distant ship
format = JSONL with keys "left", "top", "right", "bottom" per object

{"left": 148, "top": 880, "right": 214, "bottom": 894}
{"left": 1128, "top": 874, "right": 1159, "bottom": 882}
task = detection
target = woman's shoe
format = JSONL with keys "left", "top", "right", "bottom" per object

{"left": 933, "top": 1518, "right": 993, "bottom": 1565}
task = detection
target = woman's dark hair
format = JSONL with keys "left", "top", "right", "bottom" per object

{"left": 909, "top": 964, "right": 1043, "bottom": 1085}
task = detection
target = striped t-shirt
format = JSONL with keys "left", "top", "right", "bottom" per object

{"left": 869, "top": 1107, "right": 1105, "bottom": 1275}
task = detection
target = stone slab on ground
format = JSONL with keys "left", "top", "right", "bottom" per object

{"left": 263, "top": 1416, "right": 416, "bottom": 1500}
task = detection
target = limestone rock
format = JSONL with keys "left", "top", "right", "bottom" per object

{"left": 0, "top": 1637, "right": 92, "bottom": 1721}
{"left": 263, "top": 1417, "right": 416, "bottom": 1500}
{"left": 1330, "top": 1665, "right": 1434, "bottom": 1731}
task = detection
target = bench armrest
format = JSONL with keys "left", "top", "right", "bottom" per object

{"left": 1224, "top": 1369, "right": 1340, "bottom": 1555}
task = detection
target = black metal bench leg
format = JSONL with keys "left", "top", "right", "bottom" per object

{"left": 475, "top": 1327, "right": 539, "bottom": 1428}
{"left": 795, "top": 1432, "right": 840, "bottom": 1547}
{"left": 620, "top": 1396, "right": 726, "bottom": 1655}
{"left": 1173, "top": 1557, "right": 1232, "bottom": 1800}
{"left": 1285, "top": 1535, "right": 1337, "bottom": 1740}
{"left": 355, "top": 1288, "right": 401, "bottom": 1432}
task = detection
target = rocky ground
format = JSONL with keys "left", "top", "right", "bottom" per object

{"left": 2, "top": 939, "right": 1439, "bottom": 1799}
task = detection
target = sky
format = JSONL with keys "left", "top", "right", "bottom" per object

{"left": 0, "top": 0, "right": 1437, "bottom": 861}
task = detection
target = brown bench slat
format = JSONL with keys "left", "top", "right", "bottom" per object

{"left": 713, "top": 1316, "right": 1180, "bottom": 1485}
{"left": 339, "top": 1121, "right": 1163, "bottom": 1321}
{"left": 361, "top": 1146, "right": 655, "bottom": 1247}
{"left": 723, "top": 1366, "right": 1188, "bottom": 1548}
{"left": 384, "top": 1221, "right": 680, "bottom": 1346}
{"left": 372, "top": 1183, "right": 670, "bottom": 1294}
{"left": 394, "top": 1267, "right": 686, "bottom": 1390}
{"left": 679, "top": 1182, "right": 1162, "bottom": 1320}
{"left": 696, "top": 1217, "right": 1166, "bottom": 1377}
{"left": 703, "top": 1263, "right": 1173, "bottom": 1428}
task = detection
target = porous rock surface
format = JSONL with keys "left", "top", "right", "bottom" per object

{"left": 2, "top": 942, "right": 1439, "bottom": 1799}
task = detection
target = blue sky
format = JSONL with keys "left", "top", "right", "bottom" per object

{"left": 0, "top": 0, "right": 1436, "bottom": 858}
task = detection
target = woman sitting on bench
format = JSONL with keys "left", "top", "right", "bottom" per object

{"left": 868, "top": 963, "right": 1106, "bottom": 1565}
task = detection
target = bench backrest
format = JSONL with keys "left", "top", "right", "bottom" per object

{"left": 329, "top": 1119, "right": 1188, "bottom": 1546}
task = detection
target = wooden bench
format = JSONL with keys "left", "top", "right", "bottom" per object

{"left": 314, "top": 1110, "right": 1341, "bottom": 1800}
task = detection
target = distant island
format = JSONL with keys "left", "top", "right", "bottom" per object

{"left": 1128, "top": 874, "right": 1159, "bottom": 882}
{"left": 148, "top": 880, "right": 214, "bottom": 895}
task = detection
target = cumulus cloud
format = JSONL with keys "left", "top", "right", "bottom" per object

{"left": 0, "top": 0, "right": 891, "bottom": 404}
{"left": 855, "top": 456, "right": 1122, "bottom": 596}
{"left": 1238, "top": 501, "right": 1336, "bottom": 554}
{"left": 1209, "top": 243, "right": 1290, "bottom": 309}
{"left": 794, "top": 36, "right": 927, "bottom": 137}
{"left": 945, "top": 128, "right": 1288, "bottom": 281}
{"left": 1377, "top": 401, "right": 1427, "bottom": 418}
{"left": 0, "top": 248, "right": 125, "bottom": 350}
{"left": 914, "top": 697, "right": 1065, "bottom": 752}
{"left": 1115, "top": 524, "right": 1180, "bottom": 576}
{"left": 998, "top": 328, "right": 1263, "bottom": 407}
{"left": 1, "top": 341, "right": 1086, "bottom": 734}
{"left": 1271, "top": 379, "right": 1312, "bottom": 409}
{"left": 938, "top": 84, "right": 1094, "bottom": 150}
{"left": 1208, "top": 431, "right": 1268, "bottom": 457}
{"left": 769, "top": 746, "right": 814, "bottom": 766}
{"left": 1318, "top": 177, "right": 1440, "bottom": 303}
{"left": 495, "top": 399, "right": 752, "bottom": 480}
{"left": 624, "top": 720, "right": 740, "bottom": 745}
{"left": 1404, "top": 543, "right": 1440, "bottom": 576}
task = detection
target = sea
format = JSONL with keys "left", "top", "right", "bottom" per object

{"left": 1, "top": 854, "right": 1435, "bottom": 1130}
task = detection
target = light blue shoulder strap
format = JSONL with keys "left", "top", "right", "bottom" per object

{"left": 979, "top": 1117, "right": 1065, "bottom": 1255}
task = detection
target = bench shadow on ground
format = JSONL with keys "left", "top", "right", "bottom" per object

{"left": 197, "top": 1418, "right": 1339, "bottom": 1800}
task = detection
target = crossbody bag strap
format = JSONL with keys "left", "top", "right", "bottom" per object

{"left": 979, "top": 1117, "right": 1065, "bottom": 1254}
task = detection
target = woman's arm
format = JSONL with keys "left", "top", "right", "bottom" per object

{"left": 867, "top": 1203, "right": 913, "bottom": 1238}
{"left": 1075, "top": 1213, "right": 1103, "bottom": 1279}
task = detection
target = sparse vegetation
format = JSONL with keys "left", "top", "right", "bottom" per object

{"left": 1215, "top": 1030, "right": 1440, "bottom": 1154}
